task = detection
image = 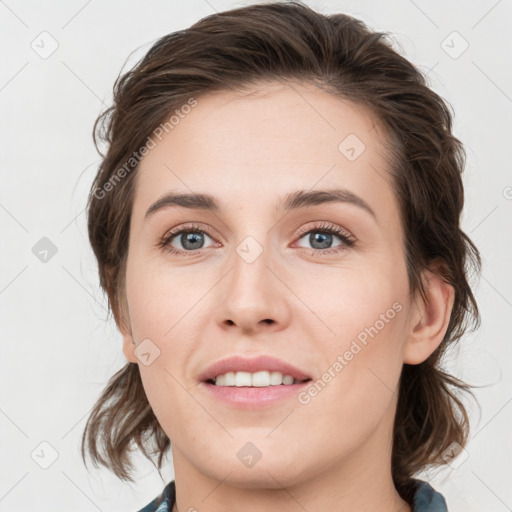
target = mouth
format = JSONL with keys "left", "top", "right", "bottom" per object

{"left": 198, "top": 355, "right": 313, "bottom": 409}
{"left": 205, "top": 370, "right": 311, "bottom": 387}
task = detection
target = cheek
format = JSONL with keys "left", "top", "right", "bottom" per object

{"left": 294, "top": 262, "right": 409, "bottom": 416}
{"left": 299, "top": 257, "right": 408, "bottom": 345}
{"left": 125, "top": 252, "right": 203, "bottom": 340}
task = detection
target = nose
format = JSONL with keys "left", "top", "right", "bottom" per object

{"left": 215, "top": 241, "right": 291, "bottom": 335}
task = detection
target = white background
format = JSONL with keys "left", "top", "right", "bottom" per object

{"left": 1, "top": 1, "right": 511, "bottom": 511}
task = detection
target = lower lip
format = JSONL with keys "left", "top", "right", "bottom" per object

{"left": 198, "top": 381, "right": 311, "bottom": 409}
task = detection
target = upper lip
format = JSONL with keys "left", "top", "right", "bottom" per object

{"left": 199, "top": 355, "right": 312, "bottom": 382}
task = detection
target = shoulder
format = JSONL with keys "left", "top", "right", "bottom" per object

{"left": 136, "top": 480, "right": 176, "bottom": 512}
{"left": 411, "top": 478, "right": 448, "bottom": 512}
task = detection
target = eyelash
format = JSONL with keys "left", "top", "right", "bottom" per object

{"left": 158, "top": 221, "right": 356, "bottom": 257}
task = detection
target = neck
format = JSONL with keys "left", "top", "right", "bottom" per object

{"left": 170, "top": 410, "right": 412, "bottom": 512}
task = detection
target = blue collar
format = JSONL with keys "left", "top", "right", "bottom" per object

{"left": 413, "top": 479, "right": 448, "bottom": 511}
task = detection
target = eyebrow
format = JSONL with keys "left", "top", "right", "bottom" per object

{"left": 144, "top": 188, "right": 376, "bottom": 220}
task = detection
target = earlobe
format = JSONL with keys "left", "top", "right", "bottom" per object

{"left": 403, "top": 265, "right": 455, "bottom": 365}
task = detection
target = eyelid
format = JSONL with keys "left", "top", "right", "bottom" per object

{"left": 164, "top": 222, "right": 213, "bottom": 238}
{"left": 294, "top": 221, "right": 354, "bottom": 241}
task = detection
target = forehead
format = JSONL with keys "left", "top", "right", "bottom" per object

{"left": 132, "top": 81, "right": 397, "bottom": 224}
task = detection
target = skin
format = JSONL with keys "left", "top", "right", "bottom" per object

{"left": 120, "top": 81, "right": 454, "bottom": 512}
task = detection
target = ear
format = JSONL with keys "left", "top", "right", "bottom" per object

{"left": 117, "top": 291, "right": 139, "bottom": 365}
{"left": 106, "top": 263, "right": 139, "bottom": 365}
{"left": 403, "top": 262, "right": 455, "bottom": 365}
{"left": 121, "top": 327, "right": 139, "bottom": 364}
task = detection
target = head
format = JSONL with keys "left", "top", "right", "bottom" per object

{"left": 81, "top": 1, "right": 480, "bottom": 501}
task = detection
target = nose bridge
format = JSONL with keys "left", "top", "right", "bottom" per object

{"left": 228, "top": 214, "right": 273, "bottom": 286}
{"left": 230, "top": 233, "right": 273, "bottom": 303}
{"left": 216, "top": 229, "right": 288, "bottom": 331}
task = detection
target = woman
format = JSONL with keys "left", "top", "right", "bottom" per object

{"left": 81, "top": 2, "right": 481, "bottom": 511}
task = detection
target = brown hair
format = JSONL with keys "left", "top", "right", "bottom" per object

{"left": 81, "top": 0, "right": 481, "bottom": 502}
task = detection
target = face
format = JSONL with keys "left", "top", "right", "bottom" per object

{"left": 121, "top": 81, "right": 418, "bottom": 488}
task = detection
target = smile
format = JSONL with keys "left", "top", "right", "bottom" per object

{"left": 210, "top": 370, "right": 309, "bottom": 387}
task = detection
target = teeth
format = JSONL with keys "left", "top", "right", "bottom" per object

{"left": 213, "top": 371, "right": 298, "bottom": 387}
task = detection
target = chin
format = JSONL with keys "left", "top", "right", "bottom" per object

{"left": 198, "top": 450, "right": 312, "bottom": 489}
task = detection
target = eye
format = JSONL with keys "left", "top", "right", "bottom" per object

{"left": 159, "top": 221, "right": 355, "bottom": 257}
{"left": 159, "top": 223, "right": 217, "bottom": 255}
{"left": 294, "top": 222, "right": 355, "bottom": 255}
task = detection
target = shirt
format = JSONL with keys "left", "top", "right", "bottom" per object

{"left": 136, "top": 478, "right": 448, "bottom": 511}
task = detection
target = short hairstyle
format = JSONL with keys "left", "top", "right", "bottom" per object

{"left": 81, "top": 1, "right": 481, "bottom": 502}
